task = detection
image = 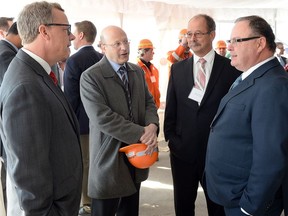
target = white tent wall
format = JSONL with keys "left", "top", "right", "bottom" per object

{"left": 1, "top": 0, "right": 288, "bottom": 103}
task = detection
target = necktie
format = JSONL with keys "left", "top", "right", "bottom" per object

{"left": 50, "top": 71, "right": 58, "bottom": 85}
{"left": 230, "top": 75, "right": 242, "bottom": 90}
{"left": 195, "top": 58, "right": 206, "bottom": 91}
{"left": 118, "top": 66, "right": 133, "bottom": 121}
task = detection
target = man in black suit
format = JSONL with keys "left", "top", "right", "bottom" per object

{"left": 164, "top": 14, "right": 241, "bottom": 216}
{"left": 64, "top": 20, "right": 103, "bottom": 216}
{"left": 0, "top": 21, "right": 22, "bottom": 215}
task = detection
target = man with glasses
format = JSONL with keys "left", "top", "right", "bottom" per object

{"left": 164, "top": 14, "right": 241, "bottom": 216}
{"left": 80, "top": 25, "right": 159, "bottom": 216}
{"left": 205, "top": 15, "right": 288, "bottom": 216}
{"left": 0, "top": 2, "right": 82, "bottom": 216}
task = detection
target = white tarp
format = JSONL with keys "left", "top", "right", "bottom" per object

{"left": 1, "top": 0, "right": 288, "bottom": 102}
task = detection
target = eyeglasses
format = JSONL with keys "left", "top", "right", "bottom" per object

{"left": 226, "top": 36, "right": 261, "bottom": 46}
{"left": 44, "top": 23, "right": 72, "bottom": 36}
{"left": 103, "top": 39, "right": 130, "bottom": 49}
{"left": 185, "top": 31, "right": 211, "bottom": 39}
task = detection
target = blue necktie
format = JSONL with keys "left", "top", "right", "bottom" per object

{"left": 118, "top": 66, "right": 133, "bottom": 121}
{"left": 230, "top": 75, "right": 242, "bottom": 90}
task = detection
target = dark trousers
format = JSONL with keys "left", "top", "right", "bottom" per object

{"left": 170, "top": 153, "right": 225, "bottom": 216}
{"left": 91, "top": 182, "right": 141, "bottom": 216}
{"left": 224, "top": 198, "right": 283, "bottom": 216}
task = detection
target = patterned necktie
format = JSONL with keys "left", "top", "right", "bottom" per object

{"left": 49, "top": 71, "right": 58, "bottom": 85}
{"left": 195, "top": 58, "right": 206, "bottom": 91}
{"left": 230, "top": 75, "right": 242, "bottom": 90}
{"left": 118, "top": 66, "right": 133, "bottom": 121}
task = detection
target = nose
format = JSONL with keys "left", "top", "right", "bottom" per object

{"left": 69, "top": 33, "right": 76, "bottom": 41}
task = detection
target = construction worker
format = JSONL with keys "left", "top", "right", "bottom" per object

{"left": 215, "top": 40, "right": 227, "bottom": 57}
{"left": 167, "top": 28, "right": 193, "bottom": 75}
{"left": 137, "top": 39, "right": 160, "bottom": 109}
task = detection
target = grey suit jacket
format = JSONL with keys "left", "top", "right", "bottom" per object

{"left": 80, "top": 56, "right": 159, "bottom": 199}
{"left": 206, "top": 58, "right": 288, "bottom": 215}
{"left": 0, "top": 50, "right": 83, "bottom": 216}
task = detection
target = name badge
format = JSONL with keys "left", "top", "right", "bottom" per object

{"left": 188, "top": 87, "right": 204, "bottom": 103}
{"left": 150, "top": 76, "right": 156, "bottom": 83}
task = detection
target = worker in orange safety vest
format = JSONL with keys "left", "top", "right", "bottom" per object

{"left": 167, "top": 29, "right": 193, "bottom": 76}
{"left": 137, "top": 39, "right": 160, "bottom": 109}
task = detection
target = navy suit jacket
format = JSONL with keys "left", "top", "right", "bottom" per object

{"left": 64, "top": 46, "right": 103, "bottom": 134}
{"left": 205, "top": 58, "right": 288, "bottom": 215}
{"left": 164, "top": 52, "right": 241, "bottom": 164}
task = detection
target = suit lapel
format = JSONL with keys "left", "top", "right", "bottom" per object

{"left": 201, "top": 54, "right": 223, "bottom": 106}
{"left": 17, "top": 50, "right": 79, "bottom": 134}
{"left": 212, "top": 58, "right": 280, "bottom": 124}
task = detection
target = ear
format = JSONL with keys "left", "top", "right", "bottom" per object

{"left": 79, "top": 32, "right": 84, "bottom": 40}
{"left": 257, "top": 37, "right": 266, "bottom": 52}
{"left": 38, "top": 24, "right": 50, "bottom": 40}
{"left": 0, "top": 30, "right": 5, "bottom": 39}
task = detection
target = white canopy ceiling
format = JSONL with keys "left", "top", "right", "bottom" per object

{"left": 2, "top": 0, "right": 287, "bottom": 100}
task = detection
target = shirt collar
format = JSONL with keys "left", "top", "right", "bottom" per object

{"left": 22, "top": 48, "right": 51, "bottom": 75}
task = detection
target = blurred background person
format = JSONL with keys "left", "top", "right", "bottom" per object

{"left": 64, "top": 20, "right": 103, "bottom": 216}
{"left": 0, "top": 21, "right": 22, "bottom": 215}
{"left": 215, "top": 40, "right": 227, "bottom": 57}
{"left": 275, "top": 41, "right": 288, "bottom": 71}
{"left": 137, "top": 39, "right": 160, "bottom": 109}
{"left": 0, "top": 17, "right": 13, "bottom": 40}
{"left": 167, "top": 28, "right": 192, "bottom": 75}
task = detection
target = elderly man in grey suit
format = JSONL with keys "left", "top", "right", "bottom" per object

{"left": 80, "top": 25, "right": 159, "bottom": 216}
{"left": 0, "top": 2, "right": 82, "bottom": 216}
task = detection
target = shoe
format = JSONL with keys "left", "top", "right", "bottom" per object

{"left": 79, "top": 205, "right": 91, "bottom": 215}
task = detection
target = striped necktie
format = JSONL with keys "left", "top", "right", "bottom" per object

{"left": 195, "top": 58, "right": 206, "bottom": 91}
{"left": 118, "top": 66, "right": 134, "bottom": 121}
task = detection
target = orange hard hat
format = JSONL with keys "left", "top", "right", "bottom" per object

{"left": 216, "top": 40, "right": 227, "bottom": 49}
{"left": 178, "top": 29, "right": 188, "bottom": 39}
{"left": 119, "top": 143, "right": 158, "bottom": 169}
{"left": 138, "top": 39, "right": 154, "bottom": 49}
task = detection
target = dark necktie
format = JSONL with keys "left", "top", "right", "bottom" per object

{"left": 118, "top": 66, "right": 133, "bottom": 121}
{"left": 50, "top": 71, "right": 58, "bottom": 85}
{"left": 230, "top": 75, "right": 242, "bottom": 90}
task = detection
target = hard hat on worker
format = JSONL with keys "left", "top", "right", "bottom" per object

{"left": 178, "top": 28, "right": 188, "bottom": 39}
{"left": 119, "top": 143, "right": 158, "bottom": 169}
{"left": 138, "top": 39, "right": 154, "bottom": 49}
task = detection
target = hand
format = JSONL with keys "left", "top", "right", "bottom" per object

{"left": 181, "top": 36, "right": 188, "bottom": 48}
{"left": 139, "top": 124, "right": 158, "bottom": 154}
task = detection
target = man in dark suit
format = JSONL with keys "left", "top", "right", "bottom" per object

{"left": 0, "top": 21, "right": 22, "bottom": 215}
{"left": 80, "top": 25, "right": 159, "bottom": 216}
{"left": 64, "top": 20, "right": 103, "bottom": 215}
{"left": 164, "top": 14, "right": 241, "bottom": 216}
{"left": 0, "top": 2, "right": 82, "bottom": 216}
{"left": 205, "top": 15, "right": 288, "bottom": 216}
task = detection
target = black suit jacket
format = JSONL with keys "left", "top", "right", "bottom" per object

{"left": 0, "top": 39, "right": 18, "bottom": 159}
{"left": 64, "top": 46, "right": 103, "bottom": 134}
{"left": 164, "top": 52, "right": 241, "bottom": 164}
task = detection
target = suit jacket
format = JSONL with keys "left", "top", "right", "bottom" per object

{"left": 205, "top": 58, "right": 288, "bottom": 215}
{"left": 0, "top": 49, "right": 83, "bottom": 216}
{"left": 164, "top": 52, "right": 241, "bottom": 164}
{"left": 80, "top": 56, "right": 159, "bottom": 199}
{"left": 0, "top": 39, "right": 18, "bottom": 161}
{"left": 0, "top": 40, "right": 17, "bottom": 85}
{"left": 64, "top": 46, "right": 103, "bottom": 134}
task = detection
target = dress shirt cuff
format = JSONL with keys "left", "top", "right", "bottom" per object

{"left": 241, "top": 207, "right": 252, "bottom": 215}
